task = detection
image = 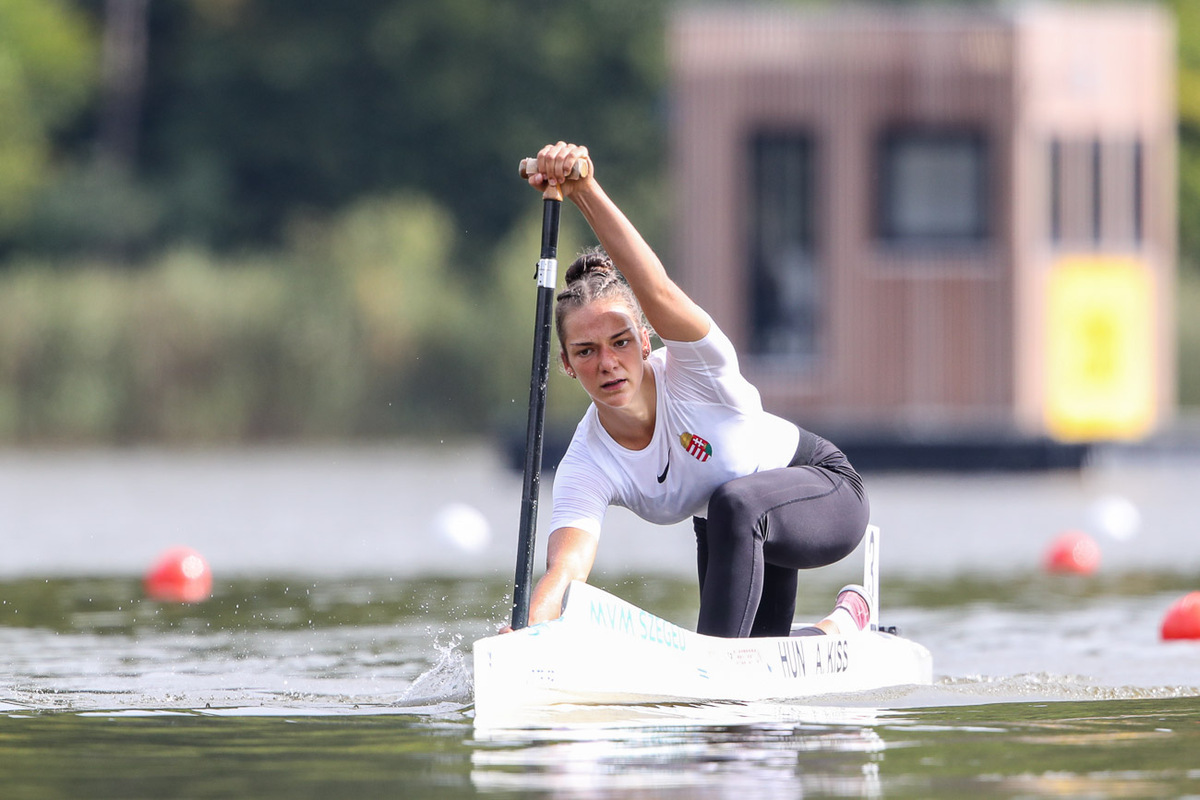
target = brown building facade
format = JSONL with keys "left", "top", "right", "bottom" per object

{"left": 669, "top": 4, "right": 1175, "bottom": 447}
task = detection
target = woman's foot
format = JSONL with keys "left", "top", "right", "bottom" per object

{"left": 790, "top": 584, "right": 873, "bottom": 637}
{"left": 830, "top": 584, "right": 872, "bottom": 633}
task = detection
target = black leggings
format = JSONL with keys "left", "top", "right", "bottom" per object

{"left": 693, "top": 431, "right": 868, "bottom": 638}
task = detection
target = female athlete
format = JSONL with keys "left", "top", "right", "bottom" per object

{"left": 520, "top": 141, "right": 870, "bottom": 638}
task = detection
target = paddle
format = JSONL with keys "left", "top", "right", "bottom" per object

{"left": 510, "top": 156, "right": 589, "bottom": 630}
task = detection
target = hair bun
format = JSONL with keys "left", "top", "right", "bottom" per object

{"left": 564, "top": 248, "right": 616, "bottom": 285}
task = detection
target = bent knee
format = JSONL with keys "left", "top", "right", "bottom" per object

{"left": 706, "top": 480, "right": 762, "bottom": 532}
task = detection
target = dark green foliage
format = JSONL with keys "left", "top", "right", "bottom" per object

{"left": 11, "top": 0, "right": 667, "bottom": 260}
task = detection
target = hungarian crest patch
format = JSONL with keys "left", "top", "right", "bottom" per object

{"left": 679, "top": 432, "right": 713, "bottom": 462}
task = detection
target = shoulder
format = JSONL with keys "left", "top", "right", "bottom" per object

{"left": 658, "top": 315, "right": 739, "bottom": 372}
{"left": 551, "top": 417, "right": 619, "bottom": 526}
{"left": 556, "top": 412, "right": 612, "bottom": 483}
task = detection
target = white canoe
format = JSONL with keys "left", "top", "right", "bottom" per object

{"left": 473, "top": 526, "right": 933, "bottom": 726}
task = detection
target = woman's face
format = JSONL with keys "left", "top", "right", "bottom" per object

{"left": 559, "top": 298, "right": 649, "bottom": 411}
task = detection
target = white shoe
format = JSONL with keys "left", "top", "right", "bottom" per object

{"left": 833, "top": 584, "right": 873, "bottom": 632}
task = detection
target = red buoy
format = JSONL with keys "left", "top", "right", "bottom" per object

{"left": 1161, "top": 592, "right": 1200, "bottom": 641}
{"left": 1044, "top": 530, "right": 1101, "bottom": 575}
{"left": 144, "top": 546, "right": 213, "bottom": 603}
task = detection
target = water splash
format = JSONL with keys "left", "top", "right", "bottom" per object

{"left": 396, "top": 632, "right": 473, "bottom": 706}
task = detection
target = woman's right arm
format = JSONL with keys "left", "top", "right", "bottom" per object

{"left": 530, "top": 142, "right": 710, "bottom": 343}
{"left": 525, "top": 526, "right": 599, "bottom": 627}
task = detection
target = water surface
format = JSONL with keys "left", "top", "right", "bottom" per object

{"left": 2, "top": 444, "right": 1199, "bottom": 797}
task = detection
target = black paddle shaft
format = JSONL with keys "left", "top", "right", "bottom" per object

{"left": 511, "top": 196, "right": 561, "bottom": 630}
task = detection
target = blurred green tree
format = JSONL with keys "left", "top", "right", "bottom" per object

{"left": 12, "top": 0, "right": 667, "bottom": 264}
{"left": 0, "top": 0, "right": 96, "bottom": 241}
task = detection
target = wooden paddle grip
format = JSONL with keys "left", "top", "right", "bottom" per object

{"left": 518, "top": 157, "right": 591, "bottom": 181}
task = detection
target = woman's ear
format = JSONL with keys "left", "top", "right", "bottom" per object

{"left": 641, "top": 328, "right": 652, "bottom": 359}
{"left": 560, "top": 350, "right": 576, "bottom": 378}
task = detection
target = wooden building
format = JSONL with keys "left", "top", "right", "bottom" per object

{"left": 669, "top": 4, "right": 1175, "bottom": 459}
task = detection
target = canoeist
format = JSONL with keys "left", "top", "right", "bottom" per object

{"left": 516, "top": 142, "right": 870, "bottom": 639}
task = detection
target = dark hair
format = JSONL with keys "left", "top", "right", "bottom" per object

{"left": 555, "top": 247, "right": 649, "bottom": 356}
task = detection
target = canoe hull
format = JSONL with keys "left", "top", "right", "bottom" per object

{"left": 473, "top": 581, "right": 932, "bottom": 725}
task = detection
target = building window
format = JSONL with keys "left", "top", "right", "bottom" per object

{"left": 877, "top": 129, "right": 989, "bottom": 244}
{"left": 748, "top": 132, "right": 819, "bottom": 360}
{"left": 1049, "top": 137, "right": 1144, "bottom": 247}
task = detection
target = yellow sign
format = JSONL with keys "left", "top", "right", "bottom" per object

{"left": 1044, "top": 256, "right": 1156, "bottom": 441}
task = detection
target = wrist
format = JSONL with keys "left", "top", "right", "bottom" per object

{"left": 568, "top": 179, "right": 605, "bottom": 212}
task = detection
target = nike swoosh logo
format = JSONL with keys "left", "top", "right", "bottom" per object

{"left": 657, "top": 452, "right": 670, "bottom": 484}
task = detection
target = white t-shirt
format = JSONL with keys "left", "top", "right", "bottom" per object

{"left": 548, "top": 318, "right": 801, "bottom": 537}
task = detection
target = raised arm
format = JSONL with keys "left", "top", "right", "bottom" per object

{"left": 529, "top": 142, "right": 710, "bottom": 343}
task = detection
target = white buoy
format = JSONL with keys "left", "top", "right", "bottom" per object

{"left": 1088, "top": 494, "right": 1141, "bottom": 541}
{"left": 432, "top": 503, "right": 492, "bottom": 553}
